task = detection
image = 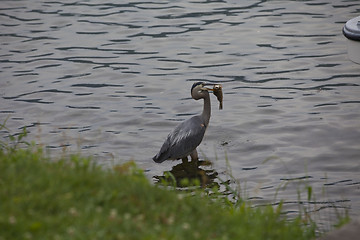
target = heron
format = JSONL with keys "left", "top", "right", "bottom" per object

{"left": 153, "top": 82, "right": 221, "bottom": 163}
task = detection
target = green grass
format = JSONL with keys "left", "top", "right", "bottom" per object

{"left": 0, "top": 146, "right": 317, "bottom": 240}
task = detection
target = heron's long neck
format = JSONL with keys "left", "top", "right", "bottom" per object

{"left": 202, "top": 94, "right": 211, "bottom": 126}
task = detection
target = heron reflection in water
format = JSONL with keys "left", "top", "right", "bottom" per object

{"left": 154, "top": 159, "right": 219, "bottom": 188}
{"left": 153, "top": 82, "right": 223, "bottom": 164}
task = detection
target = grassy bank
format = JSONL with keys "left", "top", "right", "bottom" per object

{"left": 0, "top": 146, "right": 316, "bottom": 240}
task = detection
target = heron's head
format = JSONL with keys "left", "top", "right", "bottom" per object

{"left": 191, "top": 82, "right": 214, "bottom": 100}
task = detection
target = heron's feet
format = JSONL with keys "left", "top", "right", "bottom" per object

{"left": 190, "top": 149, "right": 199, "bottom": 161}
{"left": 181, "top": 157, "right": 188, "bottom": 164}
{"left": 182, "top": 156, "right": 198, "bottom": 168}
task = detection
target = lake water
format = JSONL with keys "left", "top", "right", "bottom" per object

{"left": 1, "top": 0, "right": 359, "bottom": 231}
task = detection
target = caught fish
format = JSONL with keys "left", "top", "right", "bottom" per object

{"left": 213, "top": 84, "right": 223, "bottom": 110}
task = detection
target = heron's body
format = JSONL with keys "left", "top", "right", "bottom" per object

{"left": 153, "top": 82, "right": 213, "bottom": 163}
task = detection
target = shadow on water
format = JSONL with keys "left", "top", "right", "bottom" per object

{"left": 154, "top": 159, "right": 219, "bottom": 189}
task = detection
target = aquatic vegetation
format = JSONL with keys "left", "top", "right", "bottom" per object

{"left": 0, "top": 116, "right": 30, "bottom": 153}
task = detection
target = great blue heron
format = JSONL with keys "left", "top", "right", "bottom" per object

{"left": 153, "top": 82, "right": 220, "bottom": 163}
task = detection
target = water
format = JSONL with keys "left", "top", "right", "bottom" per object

{"left": 1, "top": 0, "right": 360, "bottom": 230}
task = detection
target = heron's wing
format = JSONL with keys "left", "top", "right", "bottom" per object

{"left": 171, "top": 116, "right": 205, "bottom": 147}
{"left": 154, "top": 116, "right": 206, "bottom": 162}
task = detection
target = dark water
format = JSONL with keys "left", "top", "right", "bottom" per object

{"left": 1, "top": 0, "right": 360, "bottom": 231}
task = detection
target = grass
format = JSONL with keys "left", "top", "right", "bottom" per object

{"left": 0, "top": 145, "right": 317, "bottom": 240}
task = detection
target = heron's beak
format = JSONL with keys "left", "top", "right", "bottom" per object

{"left": 201, "top": 83, "right": 215, "bottom": 91}
{"left": 201, "top": 87, "right": 214, "bottom": 92}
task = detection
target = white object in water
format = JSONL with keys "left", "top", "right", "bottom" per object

{"left": 343, "top": 16, "right": 360, "bottom": 64}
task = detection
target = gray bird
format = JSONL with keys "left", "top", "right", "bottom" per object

{"left": 153, "top": 82, "right": 215, "bottom": 163}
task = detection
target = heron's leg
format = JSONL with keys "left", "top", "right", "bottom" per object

{"left": 190, "top": 149, "right": 199, "bottom": 162}
{"left": 182, "top": 156, "right": 188, "bottom": 164}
